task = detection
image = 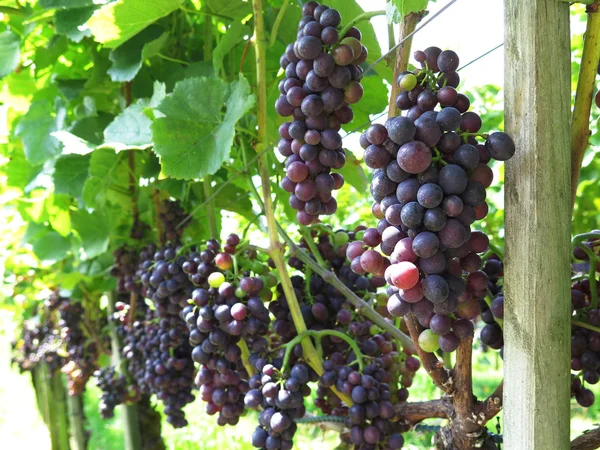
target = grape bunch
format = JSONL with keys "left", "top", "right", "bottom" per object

{"left": 321, "top": 360, "right": 405, "bottom": 449}
{"left": 245, "top": 363, "right": 311, "bottom": 450}
{"left": 276, "top": 1, "right": 367, "bottom": 224}
{"left": 184, "top": 234, "right": 272, "bottom": 426}
{"left": 56, "top": 298, "right": 101, "bottom": 396}
{"left": 158, "top": 199, "right": 187, "bottom": 244}
{"left": 137, "top": 243, "right": 197, "bottom": 427}
{"left": 349, "top": 46, "right": 515, "bottom": 354}
{"left": 571, "top": 231, "right": 600, "bottom": 408}
{"left": 12, "top": 315, "right": 64, "bottom": 374}
{"left": 111, "top": 246, "right": 141, "bottom": 295}
{"left": 94, "top": 366, "right": 131, "bottom": 419}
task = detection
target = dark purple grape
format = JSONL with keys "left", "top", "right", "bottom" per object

{"left": 421, "top": 275, "right": 449, "bottom": 304}
{"left": 454, "top": 144, "right": 480, "bottom": 170}
{"left": 424, "top": 46, "right": 442, "bottom": 72}
{"left": 438, "top": 164, "right": 468, "bottom": 195}
{"left": 400, "top": 202, "right": 425, "bottom": 228}
{"left": 460, "top": 112, "right": 482, "bottom": 133}
{"left": 313, "top": 53, "right": 335, "bottom": 77}
{"left": 329, "top": 65, "right": 351, "bottom": 89}
{"left": 486, "top": 132, "right": 516, "bottom": 161}
{"left": 437, "top": 50, "right": 459, "bottom": 72}
{"left": 436, "top": 107, "right": 461, "bottom": 131}
{"left": 386, "top": 116, "right": 416, "bottom": 146}
{"left": 423, "top": 208, "right": 447, "bottom": 232}
{"left": 397, "top": 141, "right": 432, "bottom": 174}
{"left": 412, "top": 231, "right": 439, "bottom": 258}
{"left": 295, "top": 36, "right": 322, "bottom": 59}
{"left": 417, "top": 183, "right": 443, "bottom": 209}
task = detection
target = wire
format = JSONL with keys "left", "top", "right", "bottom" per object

{"left": 458, "top": 43, "right": 504, "bottom": 72}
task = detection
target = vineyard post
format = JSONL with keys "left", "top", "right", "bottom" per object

{"left": 504, "top": 0, "right": 572, "bottom": 448}
{"left": 107, "top": 291, "right": 142, "bottom": 450}
{"left": 66, "top": 394, "right": 86, "bottom": 450}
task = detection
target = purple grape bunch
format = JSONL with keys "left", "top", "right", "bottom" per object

{"left": 349, "top": 46, "right": 515, "bottom": 353}
{"left": 276, "top": 1, "right": 367, "bottom": 224}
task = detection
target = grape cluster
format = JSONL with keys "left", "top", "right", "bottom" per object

{"left": 245, "top": 363, "right": 311, "bottom": 450}
{"left": 321, "top": 359, "right": 405, "bottom": 450}
{"left": 12, "top": 315, "right": 64, "bottom": 374}
{"left": 111, "top": 246, "right": 141, "bottom": 295}
{"left": 350, "top": 47, "right": 515, "bottom": 353}
{"left": 158, "top": 199, "right": 187, "bottom": 243}
{"left": 57, "top": 298, "right": 101, "bottom": 396}
{"left": 184, "top": 234, "right": 271, "bottom": 426}
{"left": 571, "top": 232, "right": 600, "bottom": 408}
{"left": 94, "top": 367, "right": 130, "bottom": 419}
{"left": 276, "top": 1, "right": 367, "bottom": 224}
{"left": 137, "top": 243, "right": 197, "bottom": 427}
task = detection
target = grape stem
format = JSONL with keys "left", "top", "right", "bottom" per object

{"left": 251, "top": 0, "right": 338, "bottom": 401}
{"left": 570, "top": 4, "right": 600, "bottom": 209}
{"left": 268, "top": 0, "right": 289, "bottom": 47}
{"left": 237, "top": 339, "right": 256, "bottom": 376}
{"left": 337, "top": 10, "right": 386, "bottom": 39}
{"left": 387, "top": 11, "right": 425, "bottom": 118}
{"left": 281, "top": 329, "right": 365, "bottom": 373}
{"left": 300, "top": 227, "right": 328, "bottom": 267}
{"left": 276, "top": 219, "right": 417, "bottom": 354}
{"left": 572, "top": 319, "right": 600, "bottom": 334}
{"left": 404, "top": 314, "right": 452, "bottom": 393}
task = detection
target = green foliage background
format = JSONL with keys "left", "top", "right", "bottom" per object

{"left": 0, "top": 0, "right": 598, "bottom": 449}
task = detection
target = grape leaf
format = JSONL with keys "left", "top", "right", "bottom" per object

{"left": 35, "top": 35, "right": 68, "bottom": 72}
{"left": 391, "top": 0, "right": 429, "bottom": 19}
{"left": 151, "top": 75, "right": 255, "bottom": 180}
{"left": 52, "top": 131, "right": 95, "bottom": 155}
{"left": 86, "top": 0, "right": 184, "bottom": 49}
{"left": 213, "top": 22, "right": 248, "bottom": 75}
{"left": 53, "top": 154, "right": 91, "bottom": 198}
{"left": 55, "top": 6, "right": 96, "bottom": 42}
{"left": 72, "top": 209, "right": 110, "bottom": 260}
{"left": 5, "top": 150, "right": 41, "bottom": 191}
{"left": 39, "top": 0, "right": 95, "bottom": 8}
{"left": 15, "top": 101, "right": 64, "bottom": 165}
{"left": 204, "top": 0, "right": 252, "bottom": 20}
{"left": 82, "top": 149, "right": 130, "bottom": 208}
{"left": 0, "top": 31, "right": 20, "bottom": 78}
{"left": 32, "top": 231, "right": 71, "bottom": 262}
{"left": 107, "top": 26, "right": 168, "bottom": 82}
{"left": 104, "top": 103, "right": 152, "bottom": 147}
{"left": 338, "top": 150, "right": 368, "bottom": 193}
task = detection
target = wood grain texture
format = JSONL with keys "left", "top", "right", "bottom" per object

{"left": 504, "top": 0, "right": 572, "bottom": 449}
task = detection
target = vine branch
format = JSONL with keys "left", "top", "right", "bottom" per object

{"left": 404, "top": 315, "right": 451, "bottom": 393}
{"left": 571, "top": 4, "right": 600, "bottom": 209}
{"left": 572, "top": 426, "right": 600, "bottom": 450}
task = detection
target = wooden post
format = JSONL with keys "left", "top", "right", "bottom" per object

{"left": 67, "top": 394, "right": 87, "bottom": 450}
{"left": 504, "top": 0, "right": 572, "bottom": 449}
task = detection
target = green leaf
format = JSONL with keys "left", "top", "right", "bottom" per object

{"left": 72, "top": 209, "right": 110, "bottom": 259}
{"left": 5, "top": 150, "right": 42, "bottom": 191}
{"left": 349, "top": 74, "right": 388, "bottom": 131}
{"left": 86, "top": 0, "right": 184, "bottom": 49}
{"left": 108, "top": 26, "right": 168, "bottom": 82}
{"left": 103, "top": 103, "right": 152, "bottom": 147}
{"left": 82, "top": 149, "right": 129, "bottom": 208}
{"left": 55, "top": 6, "right": 96, "bottom": 42}
{"left": 32, "top": 231, "right": 71, "bottom": 262}
{"left": 151, "top": 75, "right": 255, "bottom": 179}
{"left": 15, "top": 101, "right": 63, "bottom": 165}
{"left": 39, "top": 0, "right": 95, "bottom": 8}
{"left": 213, "top": 183, "right": 254, "bottom": 221}
{"left": 204, "top": 0, "right": 252, "bottom": 20}
{"left": 35, "top": 34, "right": 68, "bottom": 72}
{"left": 213, "top": 22, "right": 248, "bottom": 75}
{"left": 338, "top": 149, "right": 368, "bottom": 192}
{"left": 0, "top": 31, "right": 20, "bottom": 78}
{"left": 53, "top": 154, "right": 91, "bottom": 198}
{"left": 392, "top": 0, "right": 429, "bottom": 17}
{"left": 51, "top": 131, "right": 95, "bottom": 155}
